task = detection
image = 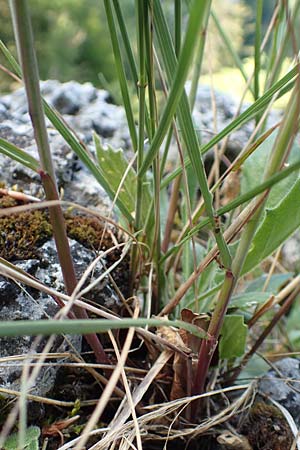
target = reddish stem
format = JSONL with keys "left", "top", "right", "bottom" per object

{"left": 40, "top": 171, "right": 110, "bottom": 365}
{"left": 193, "top": 270, "right": 235, "bottom": 395}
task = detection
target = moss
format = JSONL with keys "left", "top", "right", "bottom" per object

{"left": 65, "top": 215, "right": 112, "bottom": 251}
{"left": 241, "top": 402, "right": 293, "bottom": 450}
{"left": 0, "top": 194, "right": 52, "bottom": 260}
{"left": 65, "top": 215, "right": 130, "bottom": 296}
{"left": 0, "top": 194, "right": 130, "bottom": 296}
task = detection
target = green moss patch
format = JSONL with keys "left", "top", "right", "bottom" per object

{"left": 0, "top": 194, "right": 130, "bottom": 295}
{"left": 0, "top": 194, "right": 52, "bottom": 260}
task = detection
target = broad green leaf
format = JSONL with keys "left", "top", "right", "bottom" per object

{"left": 241, "top": 131, "right": 300, "bottom": 209}
{"left": 230, "top": 273, "right": 293, "bottom": 309}
{"left": 219, "top": 315, "right": 247, "bottom": 359}
{"left": 238, "top": 354, "right": 270, "bottom": 381}
{"left": 230, "top": 292, "right": 270, "bottom": 309}
{"left": 288, "top": 330, "right": 300, "bottom": 348}
{"left": 242, "top": 178, "right": 300, "bottom": 274}
{"left": 0, "top": 137, "right": 39, "bottom": 172}
{"left": 244, "top": 273, "right": 292, "bottom": 293}
{"left": 3, "top": 426, "right": 40, "bottom": 450}
{"left": 94, "top": 134, "right": 152, "bottom": 223}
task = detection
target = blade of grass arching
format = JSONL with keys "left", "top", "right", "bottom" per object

{"left": 211, "top": 10, "right": 254, "bottom": 98}
{"left": 0, "top": 318, "right": 209, "bottom": 340}
{"left": 139, "top": 0, "right": 212, "bottom": 177}
{"left": 174, "top": 0, "right": 182, "bottom": 55}
{"left": 112, "top": 0, "right": 151, "bottom": 138}
{"left": 112, "top": 0, "right": 137, "bottom": 87}
{"left": 130, "top": 1, "right": 148, "bottom": 293}
{"left": 145, "top": 3, "right": 165, "bottom": 309}
{"left": 0, "top": 137, "right": 39, "bottom": 172}
{"left": 178, "top": 121, "right": 280, "bottom": 239}
{"left": 134, "top": 0, "right": 147, "bottom": 232}
{"left": 161, "top": 64, "right": 299, "bottom": 189}
{"left": 189, "top": 4, "right": 210, "bottom": 110}
{"left": 103, "top": 0, "right": 137, "bottom": 152}
{"left": 0, "top": 40, "right": 21, "bottom": 76}
{"left": 44, "top": 103, "right": 133, "bottom": 223}
{"left": 9, "top": 0, "right": 108, "bottom": 367}
{"left": 254, "top": 0, "right": 263, "bottom": 102}
{"left": 265, "top": 1, "right": 300, "bottom": 91}
{"left": 150, "top": 0, "right": 233, "bottom": 270}
{"left": 0, "top": 41, "right": 134, "bottom": 223}
{"left": 160, "top": 158, "right": 300, "bottom": 264}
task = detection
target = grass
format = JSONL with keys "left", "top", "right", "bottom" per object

{"left": 201, "top": 62, "right": 293, "bottom": 108}
{"left": 0, "top": 0, "right": 300, "bottom": 448}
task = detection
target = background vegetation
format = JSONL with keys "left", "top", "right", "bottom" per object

{"left": 0, "top": 0, "right": 277, "bottom": 93}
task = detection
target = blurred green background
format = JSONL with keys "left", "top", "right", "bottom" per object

{"left": 0, "top": 0, "right": 277, "bottom": 95}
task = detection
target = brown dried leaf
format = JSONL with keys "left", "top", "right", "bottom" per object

{"left": 180, "top": 308, "right": 210, "bottom": 354}
{"left": 157, "top": 313, "right": 210, "bottom": 401}
{"left": 170, "top": 352, "right": 186, "bottom": 400}
{"left": 156, "top": 321, "right": 190, "bottom": 353}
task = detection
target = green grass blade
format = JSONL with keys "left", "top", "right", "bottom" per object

{"left": 0, "top": 40, "right": 22, "bottom": 76}
{"left": 265, "top": 2, "right": 300, "bottom": 91}
{"left": 146, "top": 0, "right": 233, "bottom": 269}
{"left": 174, "top": 0, "right": 182, "bottom": 56}
{"left": 0, "top": 137, "right": 39, "bottom": 172}
{"left": 161, "top": 159, "right": 300, "bottom": 263}
{"left": 44, "top": 102, "right": 134, "bottom": 223}
{"left": 103, "top": 0, "right": 137, "bottom": 152}
{"left": 112, "top": 0, "right": 151, "bottom": 138}
{"left": 254, "top": 0, "right": 263, "bottom": 101}
{"left": 134, "top": 0, "right": 147, "bottom": 231}
{"left": 189, "top": 5, "right": 210, "bottom": 110}
{"left": 139, "top": 0, "right": 212, "bottom": 176}
{"left": 0, "top": 318, "right": 208, "bottom": 340}
{"left": 211, "top": 10, "right": 253, "bottom": 97}
{"left": 112, "top": 0, "right": 138, "bottom": 85}
{"left": 161, "top": 64, "right": 298, "bottom": 189}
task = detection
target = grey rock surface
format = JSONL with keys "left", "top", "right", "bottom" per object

{"left": 0, "top": 79, "right": 279, "bottom": 191}
{"left": 0, "top": 80, "right": 128, "bottom": 212}
{"left": 258, "top": 358, "right": 300, "bottom": 427}
{"left": 0, "top": 237, "right": 121, "bottom": 399}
